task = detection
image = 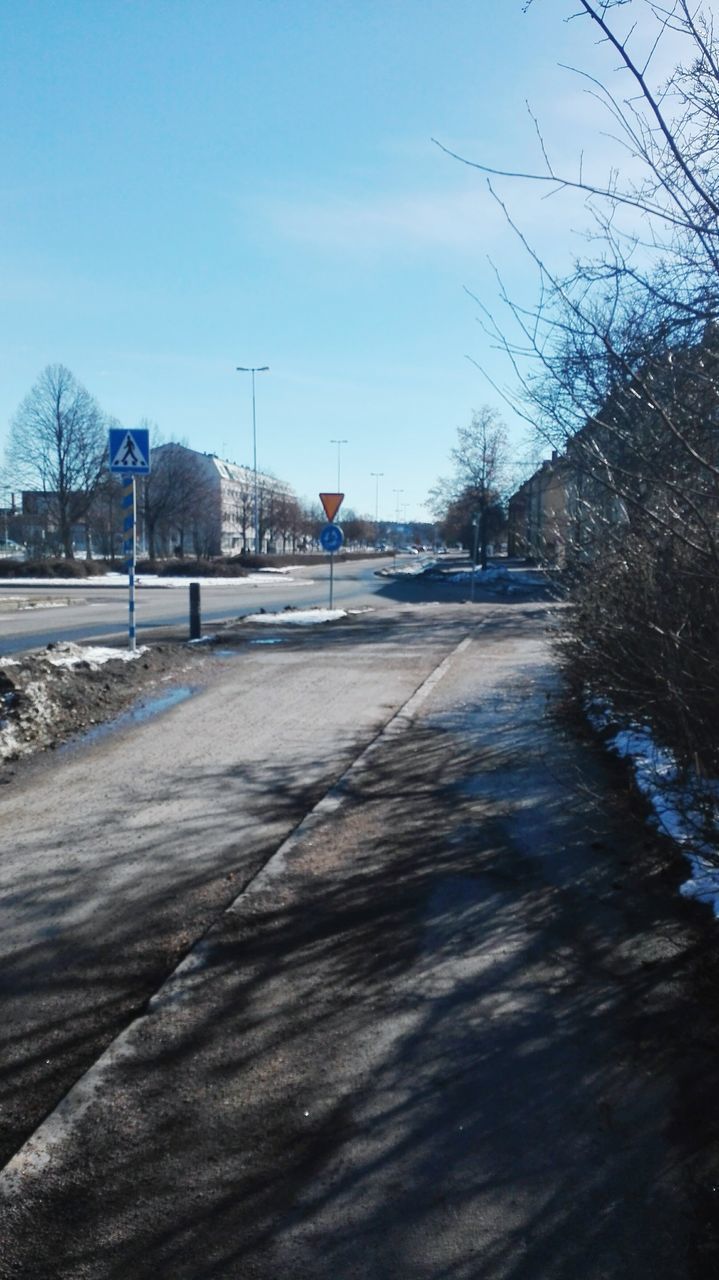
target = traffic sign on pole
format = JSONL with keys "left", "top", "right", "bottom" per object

{"left": 109, "top": 426, "right": 149, "bottom": 650}
{"left": 109, "top": 427, "right": 151, "bottom": 475}
{"left": 319, "top": 522, "right": 344, "bottom": 609}
{"left": 319, "top": 492, "right": 344, "bottom": 522}
{"left": 319, "top": 522, "right": 344, "bottom": 553}
{"left": 122, "top": 474, "right": 137, "bottom": 651}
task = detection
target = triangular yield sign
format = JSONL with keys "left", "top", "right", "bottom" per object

{"left": 319, "top": 492, "right": 344, "bottom": 522}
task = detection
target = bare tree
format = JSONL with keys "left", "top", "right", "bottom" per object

{"left": 429, "top": 407, "right": 509, "bottom": 567}
{"left": 5, "top": 365, "right": 108, "bottom": 558}
{"left": 141, "top": 441, "right": 217, "bottom": 559}
{"left": 443, "top": 0, "right": 719, "bottom": 776}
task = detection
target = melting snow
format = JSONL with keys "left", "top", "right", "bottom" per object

{"left": 588, "top": 701, "right": 719, "bottom": 916}
{"left": 43, "top": 644, "right": 148, "bottom": 668}
{"left": 244, "top": 609, "right": 347, "bottom": 625}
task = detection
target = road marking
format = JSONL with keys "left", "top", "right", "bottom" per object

{"left": 0, "top": 618, "right": 490, "bottom": 1196}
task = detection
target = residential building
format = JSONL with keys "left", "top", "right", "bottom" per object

{"left": 146, "top": 444, "right": 300, "bottom": 557}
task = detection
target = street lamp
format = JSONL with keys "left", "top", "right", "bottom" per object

{"left": 470, "top": 515, "right": 480, "bottom": 602}
{"left": 370, "top": 471, "right": 384, "bottom": 526}
{"left": 330, "top": 438, "right": 348, "bottom": 491}
{"left": 392, "top": 488, "right": 404, "bottom": 558}
{"left": 236, "top": 365, "right": 270, "bottom": 555}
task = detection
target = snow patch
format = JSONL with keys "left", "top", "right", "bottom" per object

{"left": 244, "top": 609, "right": 347, "bottom": 625}
{"left": 43, "top": 644, "right": 148, "bottom": 669}
{"left": 588, "top": 699, "right": 719, "bottom": 916}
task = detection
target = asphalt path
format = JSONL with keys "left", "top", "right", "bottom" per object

{"left": 0, "top": 604, "right": 467, "bottom": 1169}
{"left": 0, "top": 555, "right": 406, "bottom": 654}
{"left": 2, "top": 598, "right": 716, "bottom": 1277}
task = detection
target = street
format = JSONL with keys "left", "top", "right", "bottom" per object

{"left": 1, "top": 597, "right": 717, "bottom": 1277}
{"left": 0, "top": 556, "right": 400, "bottom": 654}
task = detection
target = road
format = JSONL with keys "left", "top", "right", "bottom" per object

{"left": 0, "top": 555, "right": 405, "bottom": 654}
{"left": 1, "top": 597, "right": 716, "bottom": 1277}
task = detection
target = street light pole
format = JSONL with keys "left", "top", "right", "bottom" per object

{"left": 236, "top": 365, "right": 270, "bottom": 555}
{"left": 370, "top": 471, "right": 383, "bottom": 524}
{"left": 470, "top": 515, "right": 480, "bottom": 603}
{"left": 392, "top": 488, "right": 403, "bottom": 561}
{"left": 330, "top": 438, "right": 348, "bottom": 491}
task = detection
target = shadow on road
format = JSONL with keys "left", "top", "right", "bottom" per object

{"left": 3, "top": 604, "right": 718, "bottom": 1279}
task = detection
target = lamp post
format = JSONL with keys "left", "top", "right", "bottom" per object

{"left": 470, "top": 515, "right": 480, "bottom": 602}
{"left": 392, "top": 488, "right": 404, "bottom": 561}
{"left": 330, "top": 438, "right": 348, "bottom": 491}
{"left": 370, "top": 471, "right": 383, "bottom": 530}
{"left": 236, "top": 365, "right": 270, "bottom": 554}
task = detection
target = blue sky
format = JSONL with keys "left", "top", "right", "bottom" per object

{"left": 0, "top": 1, "right": 661, "bottom": 519}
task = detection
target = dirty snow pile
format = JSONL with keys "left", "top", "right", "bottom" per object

{"left": 588, "top": 702, "right": 719, "bottom": 917}
{"left": 0, "top": 643, "right": 163, "bottom": 765}
{"left": 42, "top": 643, "right": 148, "bottom": 668}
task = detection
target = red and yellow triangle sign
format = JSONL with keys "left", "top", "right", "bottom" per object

{"left": 319, "top": 492, "right": 344, "bottom": 522}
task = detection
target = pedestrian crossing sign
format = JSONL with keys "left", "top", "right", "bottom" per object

{"left": 109, "top": 427, "right": 151, "bottom": 475}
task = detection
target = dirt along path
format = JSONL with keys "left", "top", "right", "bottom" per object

{"left": 2, "top": 602, "right": 719, "bottom": 1278}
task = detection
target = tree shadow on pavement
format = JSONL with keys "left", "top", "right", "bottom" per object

{"left": 3, "top": 629, "right": 719, "bottom": 1280}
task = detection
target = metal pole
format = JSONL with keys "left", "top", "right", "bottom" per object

{"left": 189, "top": 582, "right": 201, "bottom": 640}
{"left": 329, "top": 551, "right": 334, "bottom": 609}
{"left": 470, "top": 516, "right": 480, "bottom": 603}
{"left": 123, "top": 475, "right": 137, "bottom": 650}
{"left": 331, "top": 438, "right": 347, "bottom": 490}
{"left": 392, "top": 488, "right": 403, "bottom": 564}
{"left": 251, "top": 369, "right": 259, "bottom": 555}
{"left": 371, "top": 471, "right": 383, "bottom": 523}
{"left": 237, "top": 365, "right": 269, "bottom": 556}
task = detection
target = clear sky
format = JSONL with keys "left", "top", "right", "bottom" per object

{"left": 0, "top": 1, "right": 665, "bottom": 520}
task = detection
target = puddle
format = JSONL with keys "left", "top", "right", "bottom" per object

{"left": 213, "top": 648, "right": 242, "bottom": 659}
{"left": 130, "top": 686, "right": 195, "bottom": 723}
{"left": 249, "top": 637, "right": 285, "bottom": 646}
{"left": 61, "top": 685, "right": 197, "bottom": 753}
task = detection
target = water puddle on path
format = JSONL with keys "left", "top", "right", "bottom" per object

{"left": 60, "top": 685, "right": 197, "bottom": 754}
{"left": 248, "top": 637, "right": 286, "bottom": 646}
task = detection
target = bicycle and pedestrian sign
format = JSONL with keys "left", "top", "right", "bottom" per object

{"left": 319, "top": 523, "right": 344, "bottom": 553}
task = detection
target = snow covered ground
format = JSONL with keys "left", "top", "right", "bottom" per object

{"left": 0, "top": 570, "right": 313, "bottom": 589}
{"left": 242, "top": 608, "right": 372, "bottom": 626}
{"left": 588, "top": 702, "right": 719, "bottom": 917}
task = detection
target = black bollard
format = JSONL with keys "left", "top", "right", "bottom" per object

{"left": 189, "top": 581, "right": 201, "bottom": 640}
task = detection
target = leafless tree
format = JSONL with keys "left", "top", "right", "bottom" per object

{"left": 443, "top": 0, "right": 719, "bottom": 777}
{"left": 428, "top": 407, "right": 509, "bottom": 567}
{"left": 141, "top": 441, "right": 217, "bottom": 559}
{"left": 5, "top": 365, "right": 108, "bottom": 558}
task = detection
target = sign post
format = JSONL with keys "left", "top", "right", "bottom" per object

{"left": 109, "top": 428, "right": 151, "bottom": 650}
{"left": 123, "top": 475, "right": 137, "bottom": 649}
{"left": 319, "top": 492, "right": 345, "bottom": 609}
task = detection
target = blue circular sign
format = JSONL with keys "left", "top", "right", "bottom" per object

{"left": 320, "top": 522, "right": 344, "bottom": 553}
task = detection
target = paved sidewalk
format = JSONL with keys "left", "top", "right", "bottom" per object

{"left": 2, "top": 603, "right": 717, "bottom": 1278}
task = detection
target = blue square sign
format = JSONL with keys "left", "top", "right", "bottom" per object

{"left": 109, "top": 427, "right": 151, "bottom": 475}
